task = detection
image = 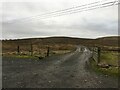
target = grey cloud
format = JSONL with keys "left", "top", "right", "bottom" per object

{"left": 67, "top": 18, "right": 118, "bottom": 35}
{"left": 1, "top": 1, "right": 118, "bottom": 39}
{"left": 2, "top": 17, "right": 118, "bottom": 39}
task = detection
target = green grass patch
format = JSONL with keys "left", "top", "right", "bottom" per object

{"left": 90, "top": 58, "right": 120, "bottom": 77}
{"left": 3, "top": 50, "right": 71, "bottom": 59}
{"left": 15, "top": 55, "right": 37, "bottom": 59}
{"left": 51, "top": 50, "right": 71, "bottom": 55}
{"left": 4, "top": 54, "right": 38, "bottom": 59}
{"left": 100, "top": 51, "right": 119, "bottom": 66}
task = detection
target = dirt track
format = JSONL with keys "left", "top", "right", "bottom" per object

{"left": 2, "top": 46, "right": 118, "bottom": 88}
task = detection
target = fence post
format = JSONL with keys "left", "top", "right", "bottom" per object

{"left": 30, "top": 43, "right": 33, "bottom": 56}
{"left": 46, "top": 47, "right": 50, "bottom": 57}
{"left": 17, "top": 45, "right": 20, "bottom": 55}
{"left": 97, "top": 47, "right": 101, "bottom": 64}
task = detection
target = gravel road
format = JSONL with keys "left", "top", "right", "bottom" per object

{"left": 2, "top": 46, "right": 118, "bottom": 88}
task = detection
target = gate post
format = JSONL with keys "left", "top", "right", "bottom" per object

{"left": 97, "top": 47, "right": 101, "bottom": 64}
{"left": 46, "top": 46, "right": 50, "bottom": 57}
{"left": 30, "top": 43, "right": 33, "bottom": 56}
{"left": 17, "top": 45, "right": 20, "bottom": 55}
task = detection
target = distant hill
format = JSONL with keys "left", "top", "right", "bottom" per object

{"left": 2, "top": 36, "right": 119, "bottom": 46}
{"left": 2, "top": 36, "right": 119, "bottom": 53}
{"left": 96, "top": 36, "right": 119, "bottom": 47}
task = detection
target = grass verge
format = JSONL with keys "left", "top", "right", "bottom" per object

{"left": 90, "top": 58, "right": 120, "bottom": 77}
{"left": 100, "top": 51, "right": 119, "bottom": 66}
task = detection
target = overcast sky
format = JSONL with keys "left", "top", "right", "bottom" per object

{"left": 1, "top": 0, "right": 118, "bottom": 39}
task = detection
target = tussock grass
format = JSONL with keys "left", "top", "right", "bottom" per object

{"left": 100, "top": 51, "right": 119, "bottom": 66}
{"left": 3, "top": 44, "right": 75, "bottom": 60}
{"left": 90, "top": 51, "right": 119, "bottom": 77}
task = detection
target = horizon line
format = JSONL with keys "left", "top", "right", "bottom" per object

{"left": 1, "top": 35, "right": 119, "bottom": 40}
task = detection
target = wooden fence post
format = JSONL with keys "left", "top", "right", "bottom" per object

{"left": 46, "top": 47, "right": 50, "bottom": 57}
{"left": 17, "top": 45, "right": 20, "bottom": 55}
{"left": 30, "top": 43, "right": 33, "bottom": 56}
{"left": 97, "top": 47, "right": 101, "bottom": 64}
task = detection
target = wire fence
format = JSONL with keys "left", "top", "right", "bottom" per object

{"left": 89, "top": 47, "right": 100, "bottom": 64}
{"left": 89, "top": 46, "right": 119, "bottom": 67}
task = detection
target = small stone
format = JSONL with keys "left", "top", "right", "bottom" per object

{"left": 33, "top": 73, "right": 39, "bottom": 76}
{"left": 20, "top": 65, "right": 23, "bottom": 68}
{"left": 99, "top": 81, "right": 102, "bottom": 83}
{"left": 84, "top": 80, "right": 87, "bottom": 82}
{"left": 105, "top": 75, "right": 108, "bottom": 77}
{"left": 48, "top": 81, "right": 51, "bottom": 83}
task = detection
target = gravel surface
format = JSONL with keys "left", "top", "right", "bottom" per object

{"left": 2, "top": 46, "right": 118, "bottom": 88}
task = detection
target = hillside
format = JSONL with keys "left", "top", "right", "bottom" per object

{"left": 96, "top": 36, "right": 119, "bottom": 47}
{"left": 2, "top": 36, "right": 119, "bottom": 54}
{"left": 2, "top": 36, "right": 119, "bottom": 46}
